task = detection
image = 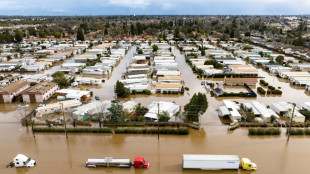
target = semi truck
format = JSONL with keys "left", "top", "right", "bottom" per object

{"left": 13, "top": 154, "right": 36, "bottom": 168}
{"left": 86, "top": 156, "right": 149, "bottom": 168}
{"left": 182, "top": 154, "right": 257, "bottom": 171}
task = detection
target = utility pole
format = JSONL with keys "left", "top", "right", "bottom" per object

{"left": 287, "top": 103, "right": 296, "bottom": 142}
{"left": 31, "top": 114, "right": 35, "bottom": 138}
{"left": 157, "top": 102, "right": 160, "bottom": 140}
{"left": 62, "top": 103, "right": 68, "bottom": 139}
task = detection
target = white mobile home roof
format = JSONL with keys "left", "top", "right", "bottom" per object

{"left": 183, "top": 154, "right": 239, "bottom": 161}
{"left": 244, "top": 103, "right": 261, "bottom": 116}
{"left": 219, "top": 106, "right": 230, "bottom": 116}
{"left": 251, "top": 101, "right": 279, "bottom": 119}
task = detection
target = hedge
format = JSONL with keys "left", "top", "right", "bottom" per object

{"left": 33, "top": 127, "right": 112, "bottom": 133}
{"left": 248, "top": 128, "right": 281, "bottom": 135}
{"left": 104, "top": 123, "right": 145, "bottom": 127}
{"left": 287, "top": 128, "right": 310, "bottom": 135}
{"left": 115, "top": 128, "right": 189, "bottom": 135}
{"left": 257, "top": 87, "right": 266, "bottom": 94}
{"left": 259, "top": 80, "right": 269, "bottom": 86}
{"left": 221, "top": 92, "right": 244, "bottom": 97}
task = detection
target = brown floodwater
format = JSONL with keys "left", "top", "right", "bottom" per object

{"left": 0, "top": 46, "right": 310, "bottom": 174}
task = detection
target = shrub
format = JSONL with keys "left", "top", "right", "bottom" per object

{"left": 114, "top": 128, "right": 189, "bottom": 135}
{"left": 257, "top": 87, "right": 266, "bottom": 94}
{"left": 143, "top": 89, "right": 151, "bottom": 95}
{"left": 259, "top": 80, "right": 269, "bottom": 86}
{"left": 248, "top": 128, "right": 281, "bottom": 135}
{"left": 33, "top": 128, "right": 112, "bottom": 133}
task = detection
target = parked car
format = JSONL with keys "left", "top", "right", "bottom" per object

{"left": 95, "top": 96, "right": 100, "bottom": 100}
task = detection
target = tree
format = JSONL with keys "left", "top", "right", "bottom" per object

{"left": 201, "top": 48, "right": 206, "bottom": 56}
{"left": 52, "top": 72, "right": 70, "bottom": 87}
{"left": 77, "top": 28, "right": 85, "bottom": 41}
{"left": 152, "top": 44, "right": 159, "bottom": 52}
{"left": 104, "top": 28, "right": 108, "bottom": 35}
{"left": 158, "top": 111, "right": 170, "bottom": 122}
{"left": 28, "top": 27, "right": 37, "bottom": 36}
{"left": 14, "top": 30, "right": 23, "bottom": 43}
{"left": 276, "top": 56, "right": 284, "bottom": 65}
{"left": 52, "top": 31, "right": 61, "bottom": 39}
{"left": 184, "top": 93, "right": 208, "bottom": 122}
{"left": 270, "top": 115, "right": 277, "bottom": 123}
{"left": 115, "top": 80, "right": 130, "bottom": 98}
{"left": 135, "top": 103, "right": 149, "bottom": 116}
{"left": 107, "top": 103, "right": 125, "bottom": 126}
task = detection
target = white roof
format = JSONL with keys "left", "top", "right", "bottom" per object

{"left": 251, "top": 101, "right": 279, "bottom": 118}
{"left": 219, "top": 106, "right": 230, "bottom": 116}
{"left": 87, "top": 158, "right": 130, "bottom": 163}
{"left": 271, "top": 103, "right": 288, "bottom": 112}
{"left": 183, "top": 154, "right": 239, "bottom": 161}
{"left": 244, "top": 103, "right": 261, "bottom": 115}
{"left": 144, "top": 101, "right": 180, "bottom": 120}
{"left": 14, "top": 154, "right": 29, "bottom": 161}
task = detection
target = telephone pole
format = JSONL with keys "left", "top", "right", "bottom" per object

{"left": 62, "top": 103, "right": 68, "bottom": 139}
{"left": 157, "top": 102, "right": 160, "bottom": 140}
{"left": 287, "top": 103, "right": 296, "bottom": 142}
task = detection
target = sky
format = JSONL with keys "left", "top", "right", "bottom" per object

{"left": 0, "top": 0, "right": 310, "bottom": 16}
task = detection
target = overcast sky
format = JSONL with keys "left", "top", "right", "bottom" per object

{"left": 0, "top": 0, "right": 309, "bottom": 15}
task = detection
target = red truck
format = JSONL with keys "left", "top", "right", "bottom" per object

{"left": 86, "top": 156, "right": 149, "bottom": 168}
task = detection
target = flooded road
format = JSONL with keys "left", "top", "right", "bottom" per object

{"left": 0, "top": 46, "right": 310, "bottom": 174}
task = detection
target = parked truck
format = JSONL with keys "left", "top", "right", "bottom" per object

{"left": 182, "top": 154, "right": 256, "bottom": 171}
{"left": 86, "top": 156, "right": 149, "bottom": 168}
{"left": 13, "top": 154, "right": 36, "bottom": 168}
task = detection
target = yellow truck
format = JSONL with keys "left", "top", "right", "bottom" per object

{"left": 241, "top": 158, "right": 257, "bottom": 171}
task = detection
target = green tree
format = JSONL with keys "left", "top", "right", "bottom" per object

{"left": 201, "top": 48, "right": 206, "bottom": 56}
{"left": 270, "top": 115, "right": 277, "bottom": 123}
{"left": 135, "top": 103, "right": 149, "bottom": 117}
{"left": 115, "top": 80, "right": 130, "bottom": 98}
{"left": 152, "top": 44, "right": 159, "bottom": 52}
{"left": 52, "top": 72, "right": 70, "bottom": 87}
{"left": 184, "top": 93, "right": 208, "bottom": 122}
{"left": 77, "top": 28, "right": 85, "bottom": 41}
{"left": 276, "top": 56, "right": 284, "bottom": 65}
{"left": 158, "top": 111, "right": 170, "bottom": 122}
{"left": 52, "top": 31, "right": 61, "bottom": 38}
{"left": 107, "top": 103, "right": 125, "bottom": 125}
{"left": 104, "top": 28, "right": 108, "bottom": 35}
{"left": 28, "top": 27, "right": 37, "bottom": 36}
{"left": 14, "top": 30, "right": 23, "bottom": 43}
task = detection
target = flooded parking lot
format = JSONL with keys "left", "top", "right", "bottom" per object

{"left": 1, "top": 46, "right": 310, "bottom": 174}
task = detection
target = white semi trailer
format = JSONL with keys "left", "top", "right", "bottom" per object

{"left": 182, "top": 154, "right": 240, "bottom": 170}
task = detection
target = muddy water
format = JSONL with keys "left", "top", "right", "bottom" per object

{"left": 0, "top": 46, "right": 310, "bottom": 174}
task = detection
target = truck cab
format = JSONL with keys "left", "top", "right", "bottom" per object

{"left": 133, "top": 156, "right": 149, "bottom": 168}
{"left": 241, "top": 158, "right": 257, "bottom": 171}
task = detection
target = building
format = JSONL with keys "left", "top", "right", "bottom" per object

{"left": 157, "top": 76, "right": 182, "bottom": 84}
{"left": 35, "top": 100, "right": 82, "bottom": 117}
{"left": 72, "top": 100, "right": 111, "bottom": 120}
{"left": 22, "top": 81, "right": 59, "bottom": 103}
{"left": 156, "top": 70, "right": 181, "bottom": 77}
{"left": 224, "top": 78, "right": 257, "bottom": 86}
{"left": 0, "top": 80, "right": 30, "bottom": 103}
{"left": 56, "top": 88, "right": 91, "bottom": 100}
{"left": 231, "top": 69, "right": 258, "bottom": 76}
{"left": 74, "top": 76, "right": 103, "bottom": 85}
{"left": 271, "top": 102, "right": 305, "bottom": 123}
{"left": 144, "top": 101, "right": 180, "bottom": 121}
{"left": 251, "top": 101, "right": 279, "bottom": 122}
{"left": 155, "top": 83, "right": 182, "bottom": 93}
{"left": 122, "top": 101, "right": 138, "bottom": 113}
{"left": 222, "top": 100, "right": 241, "bottom": 121}
{"left": 278, "top": 72, "right": 310, "bottom": 79}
